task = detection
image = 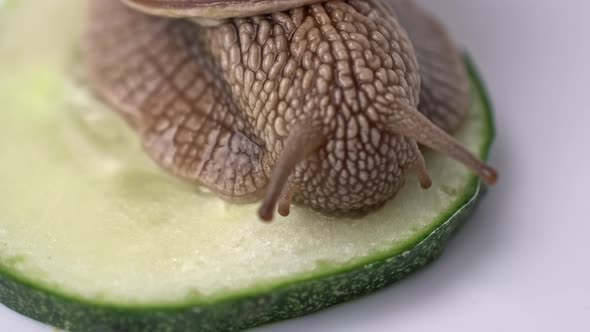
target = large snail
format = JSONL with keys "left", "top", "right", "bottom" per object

{"left": 84, "top": 0, "right": 497, "bottom": 221}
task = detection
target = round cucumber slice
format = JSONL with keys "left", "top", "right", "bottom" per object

{"left": 0, "top": 1, "right": 495, "bottom": 331}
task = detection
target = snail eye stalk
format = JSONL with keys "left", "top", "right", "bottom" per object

{"left": 258, "top": 122, "right": 326, "bottom": 222}
{"left": 379, "top": 102, "right": 498, "bottom": 186}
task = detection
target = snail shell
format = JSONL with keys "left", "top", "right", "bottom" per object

{"left": 122, "top": 0, "right": 331, "bottom": 19}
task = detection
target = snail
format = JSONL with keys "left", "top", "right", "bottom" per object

{"left": 84, "top": 0, "right": 498, "bottom": 221}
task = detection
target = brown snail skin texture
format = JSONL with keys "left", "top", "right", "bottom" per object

{"left": 85, "top": 0, "right": 498, "bottom": 221}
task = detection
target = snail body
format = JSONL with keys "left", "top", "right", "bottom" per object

{"left": 85, "top": 0, "right": 497, "bottom": 221}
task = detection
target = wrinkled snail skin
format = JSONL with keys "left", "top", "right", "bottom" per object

{"left": 85, "top": 0, "right": 497, "bottom": 221}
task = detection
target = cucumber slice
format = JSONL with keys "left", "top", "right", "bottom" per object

{"left": 0, "top": 1, "right": 495, "bottom": 331}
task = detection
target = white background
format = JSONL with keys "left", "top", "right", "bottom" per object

{"left": 2, "top": 0, "right": 590, "bottom": 331}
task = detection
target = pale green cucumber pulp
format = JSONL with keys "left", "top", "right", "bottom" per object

{"left": 0, "top": 1, "right": 495, "bottom": 331}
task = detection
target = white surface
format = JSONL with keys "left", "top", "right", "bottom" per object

{"left": 2, "top": 0, "right": 590, "bottom": 331}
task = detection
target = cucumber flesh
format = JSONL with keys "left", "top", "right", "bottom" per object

{"left": 0, "top": 1, "right": 494, "bottom": 331}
